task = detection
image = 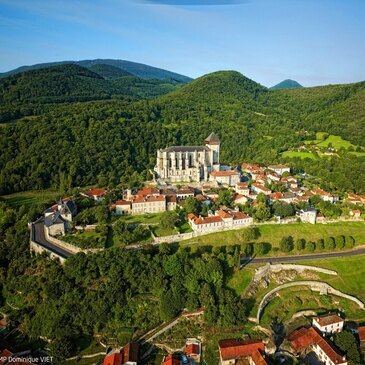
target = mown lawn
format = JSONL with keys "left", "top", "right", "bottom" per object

{"left": 317, "top": 134, "right": 356, "bottom": 149}
{"left": 282, "top": 151, "right": 317, "bottom": 159}
{"left": 115, "top": 212, "right": 164, "bottom": 225}
{"left": 0, "top": 189, "right": 60, "bottom": 208}
{"left": 181, "top": 222, "right": 365, "bottom": 252}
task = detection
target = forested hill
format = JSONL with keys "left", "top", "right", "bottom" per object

{"left": 0, "top": 70, "right": 364, "bottom": 195}
{"left": 0, "top": 58, "right": 193, "bottom": 82}
{"left": 270, "top": 79, "right": 303, "bottom": 90}
{"left": 87, "top": 64, "right": 133, "bottom": 79}
{"left": 0, "top": 64, "right": 187, "bottom": 122}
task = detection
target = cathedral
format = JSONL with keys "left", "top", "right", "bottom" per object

{"left": 154, "top": 132, "right": 221, "bottom": 182}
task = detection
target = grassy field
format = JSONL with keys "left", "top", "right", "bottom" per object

{"left": 317, "top": 134, "right": 356, "bottom": 149}
{"left": 116, "top": 212, "right": 164, "bottom": 225}
{"left": 0, "top": 189, "right": 60, "bottom": 208}
{"left": 181, "top": 222, "right": 365, "bottom": 253}
{"left": 227, "top": 268, "right": 255, "bottom": 296}
{"left": 282, "top": 151, "right": 317, "bottom": 159}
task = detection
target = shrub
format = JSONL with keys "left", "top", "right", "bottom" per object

{"left": 345, "top": 236, "right": 355, "bottom": 248}
{"left": 305, "top": 241, "right": 316, "bottom": 252}
{"left": 279, "top": 236, "right": 294, "bottom": 252}
{"left": 324, "top": 236, "right": 336, "bottom": 250}
{"left": 317, "top": 238, "right": 325, "bottom": 250}
{"left": 295, "top": 238, "right": 306, "bottom": 251}
{"left": 335, "top": 235, "right": 345, "bottom": 249}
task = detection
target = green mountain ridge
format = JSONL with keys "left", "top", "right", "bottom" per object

{"left": 87, "top": 64, "right": 133, "bottom": 79}
{"left": 0, "top": 58, "right": 193, "bottom": 82}
{"left": 0, "top": 64, "right": 187, "bottom": 122}
{"left": 0, "top": 69, "right": 364, "bottom": 195}
{"left": 270, "top": 79, "right": 303, "bottom": 90}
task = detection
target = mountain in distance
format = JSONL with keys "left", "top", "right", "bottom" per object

{"left": 0, "top": 64, "right": 186, "bottom": 121}
{"left": 0, "top": 58, "right": 193, "bottom": 83}
{"left": 270, "top": 79, "right": 303, "bottom": 90}
{"left": 87, "top": 64, "right": 133, "bottom": 79}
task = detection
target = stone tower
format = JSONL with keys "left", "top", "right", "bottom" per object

{"left": 205, "top": 132, "right": 220, "bottom": 171}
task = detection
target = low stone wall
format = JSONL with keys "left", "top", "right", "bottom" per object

{"left": 30, "top": 238, "right": 66, "bottom": 264}
{"left": 45, "top": 227, "right": 104, "bottom": 254}
{"left": 44, "top": 228, "right": 82, "bottom": 254}
{"left": 256, "top": 280, "right": 365, "bottom": 323}
{"left": 253, "top": 263, "right": 337, "bottom": 282}
{"left": 152, "top": 223, "right": 251, "bottom": 244}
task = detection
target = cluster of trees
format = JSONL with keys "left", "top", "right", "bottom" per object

{"left": 279, "top": 235, "right": 356, "bottom": 253}
{"left": 334, "top": 330, "right": 362, "bottom": 365}
{"left": 113, "top": 221, "right": 150, "bottom": 245}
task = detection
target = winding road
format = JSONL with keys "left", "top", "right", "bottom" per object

{"left": 242, "top": 246, "right": 365, "bottom": 266}
{"left": 32, "top": 218, "right": 73, "bottom": 259}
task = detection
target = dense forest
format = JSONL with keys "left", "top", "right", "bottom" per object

{"left": 0, "top": 68, "right": 364, "bottom": 195}
{"left": 0, "top": 200, "right": 245, "bottom": 362}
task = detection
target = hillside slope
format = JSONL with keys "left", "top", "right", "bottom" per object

{"left": 0, "top": 70, "right": 364, "bottom": 196}
{"left": 0, "top": 64, "right": 185, "bottom": 122}
{"left": 0, "top": 58, "right": 193, "bottom": 82}
{"left": 270, "top": 79, "right": 303, "bottom": 90}
{"left": 87, "top": 64, "right": 133, "bottom": 79}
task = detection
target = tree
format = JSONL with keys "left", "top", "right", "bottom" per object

{"left": 316, "top": 238, "right": 325, "bottom": 250}
{"left": 305, "top": 241, "right": 316, "bottom": 252}
{"left": 160, "top": 289, "right": 181, "bottom": 321}
{"left": 324, "top": 236, "right": 336, "bottom": 250}
{"left": 216, "top": 189, "right": 232, "bottom": 207}
{"left": 254, "top": 204, "right": 271, "bottom": 221}
{"left": 240, "top": 226, "right": 261, "bottom": 242}
{"left": 272, "top": 201, "right": 295, "bottom": 218}
{"left": 334, "top": 331, "right": 361, "bottom": 365}
{"left": 254, "top": 242, "right": 271, "bottom": 255}
{"left": 295, "top": 238, "right": 305, "bottom": 251}
{"left": 335, "top": 235, "right": 345, "bottom": 249}
{"left": 345, "top": 236, "right": 355, "bottom": 248}
{"left": 159, "top": 210, "right": 179, "bottom": 229}
{"left": 279, "top": 236, "right": 294, "bottom": 252}
{"left": 256, "top": 193, "right": 267, "bottom": 205}
{"left": 183, "top": 196, "right": 200, "bottom": 214}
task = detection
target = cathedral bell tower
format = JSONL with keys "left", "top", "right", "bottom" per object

{"left": 204, "top": 132, "right": 220, "bottom": 171}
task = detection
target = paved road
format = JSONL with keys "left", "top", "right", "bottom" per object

{"left": 32, "top": 219, "right": 73, "bottom": 259}
{"left": 242, "top": 246, "right": 365, "bottom": 266}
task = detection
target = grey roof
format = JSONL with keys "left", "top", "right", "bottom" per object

{"left": 44, "top": 211, "right": 66, "bottom": 227}
{"left": 161, "top": 146, "right": 209, "bottom": 153}
{"left": 205, "top": 132, "right": 220, "bottom": 143}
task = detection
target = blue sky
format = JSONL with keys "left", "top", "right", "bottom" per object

{"left": 0, "top": 0, "right": 364, "bottom": 86}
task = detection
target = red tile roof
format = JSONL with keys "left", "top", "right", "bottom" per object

{"left": 115, "top": 200, "right": 131, "bottom": 205}
{"left": 252, "top": 183, "right": 271, "bottom": 192}
{"left": 187, "top": 213, "right": 198, "bottom": 220}
{"left": 232, "top": 211, "right": 251, "bottom": 220}
{"left": 312, "top": 188, "right": 333, "bottom": 197}
{"left": 288, "top": 327, "right": 346, "bottom": 364}
{"left": 103, "top": 353, "right": 123, "bottom": 365}
{"left": 185, "top": 343, "right": 200, "bottom": 356}
{"left": 237, "top": 182, "right": 249, "bottom": 188}
{"left": 211, "top": 170, "right": 239, "bottom": 177}
{"left": 193, "top": 216, "right": 223, "bottom": 225}
{"left": 137, "top": 187, "right": 159, "bottom": 196}
{"left": 314, "top": 313, "right": 344, "bottom": 327}
{"left": 162, "top": 355, "right": 180, "bottom": 365}
{"left": 83, "top": 188, "right": 107, "bottom": 197}
{"left": 251, "top": 350, "right": 268, "bottom": 365}
{"left": 268, "top": 164, "right": 289, "bottom": 169}
{"left": 219, "top": 339, "right": 265, "bottom": 361}
{"left": 0, "top": 350, "right": 13, "bottom": 365}
{"left": 216, "top": 210, "right": 233, "bottom": 219}
{"left": 358, "top": 326, "right": 365, "bottom": 342}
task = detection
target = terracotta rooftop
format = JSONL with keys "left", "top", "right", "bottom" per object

{"left": 184, "top": 343, "right": 200, "bottom": 356}
{"left": 252, "top": 183, "right": 271, "bottom": 192}
{"left": 216, "top": 209, "right": 233, "bottom": 219}
{"left": 193, "top": 216, "right": 223, "bottom": 225}
{"left": 162, "top": 355, "right": 180, "bottom": 365}
{"left": 103, "top": 353, "right": 123, "bottom": 365}
{"left": 82, "top": 188, "right": 107, "bottom": 197}
{"left": 312, "top": 188, "right": 333, "bottom": 197}
{"left": 251, "top": 350, "right": 268, "bottom": 365}
{"left": 218, "top": 339, "right": 265, "bottom": 361}
{"left": 314, "top": 313, "right": 344, "bottom": 327}
{"left": 268, "top": 164, "right": 289, "bottom": 169}
{"left": 137, "top": 187, "right": 159, "bottom": 196}
{"left": 210, "top": 170, "right": 239, "bottom": 177}
{"left": 358, "top": 326, "right": 365, "bottom": 342}
{"left": 115, "top": 200, "right": 131, "bottom": 205}
{"left": 232, "top": 211, "right": 251, "bottom": 220}
{"left": 288, "top": 327, "right": 346, "bottom": 364}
